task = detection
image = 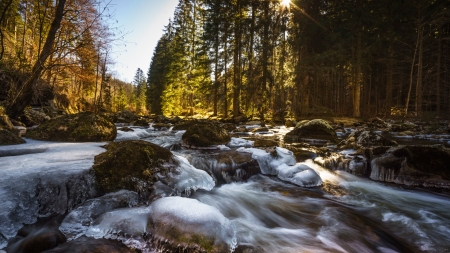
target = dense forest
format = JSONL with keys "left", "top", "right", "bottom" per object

{"left": 1, "top": 0, "right": 450, "bottom": 121}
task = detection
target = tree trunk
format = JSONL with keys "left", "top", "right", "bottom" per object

{"left": 232, "top": 0, "right": 241, "bottom": 117}
{"left": 7, "top": 0, "right": 67, "bottom": 118}
{"left": 386, "top": 43, "right": 394, "bottom": 116}
{"left": 415, "top": 24, "right": 423, "bottom": 116}
{"left": 0, "top": 0, "right": 14, "bottom": 60}
{"left": 436, "top": 25, "right": 441, "bottom": 113}
{"left": 353, "top": 29, "right": 362, "bottom": 117}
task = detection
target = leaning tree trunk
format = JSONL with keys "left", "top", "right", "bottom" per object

{"left": 6, "top": 0, "right": 66, "bottom": 119}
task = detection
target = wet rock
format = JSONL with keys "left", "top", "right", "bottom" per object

{"left": 112, "top": 110, "right": 138, "bottom": 124}
{"left": 182, "top": 122, "right": 231, "bottom": 148}
{"left": 152, "top": 123, "right": 172, "bottom": 130}
{"left": 251, "top": 127, "right": 270, "bottom": 133}
{"left": 0, "top": 129, "right": 25, "bottom": 145}
{"left": 42, "top": 236, "right": 138, "bottom": 253}
{"left": 5, "top": 219, "right": 66, "bottom": 253}
{"left": 60, "top": 190, "right": 139, "bottom": 239}
{"left": 133, "top": 117, "right": 150, "bottom": 127}
{"left": 19, "top": 107, "right": 51, "bottom": 127}
{"left": 322, "top": 180, "right": 348, "bottom": 196}
{"left": 168, "top": 116, "right": 182, "bottom": 124}
{"left": 118, "top": 127, "right": 134, "bottom": 132}
{"left": 213, "top": 151, "right": 260, "bottom": 184}
{"left": 367, "top": 117, "right": 388, "bottom": 129}
{"left": 338, "top": 130, "right": 397, "bottom": 150}
{"left": 314, "top": 151, "right": 368, "bottom": 176}
{"left": 284, "top": 119, "right": 337, "bottom": 142}
{"left": 370, "top": 145, "right": 450, "bottom": 188}
{"left": 220, "top": 122, "right": 237, "bottom": 131}
{"left": 92, "top": 140, "right": 175, "bottom": 198}
{"left": 390, "top": 122, "right": 418, "bottom": 132}
{"left": 26, "top": 112, "right": 116, "bottom": 142}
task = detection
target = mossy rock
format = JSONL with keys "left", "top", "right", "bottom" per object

{"left": 26, "top": 112, "right": 116, "bottom": 142}
{"left": 92, "top": 140, "right": 175, "bottom": 196}
{"left": 182, "top": 122, "right": 231, "bottom": 148}
{"left": 338, "top": 130, "right": 397, "bottom": 150}
{"left": 390, "top": 122, "right": 418, "bottom": 132}
{"left": 0, "top": 114, "right": 14, "bottom": 130}
{"left": 284, "top": 119, "right": 337, "bottom": 142}
{"left": 0, "top": 129, "right": 25, "bottom": 145}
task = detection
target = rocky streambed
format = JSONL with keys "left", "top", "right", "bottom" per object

{"left": 1, "top": 115, "right": 450, "bottom": 253}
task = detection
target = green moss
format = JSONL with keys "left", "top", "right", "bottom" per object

{"left": 26, "top": 112, "right": 116, "bottom": 142}
{"left": 182, "top": 122, "right": 231, "bottom": 147}
{"left": 285, "top": 119, "right": 337, "bottom": 142}
{"left": 93, "top": 140, "right": 174, "bottom": 194}
{"left": 0, "top": 129, "right": 25, "bottom": 145}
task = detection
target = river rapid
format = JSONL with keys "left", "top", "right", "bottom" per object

{"left": 1, "top": 124, "right": 450, "bottom": 252}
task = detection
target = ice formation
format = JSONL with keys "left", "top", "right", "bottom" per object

{"left": 238, "top": 147, "right": 322, "bottom": 187}
{"left": 171, "top": 155, "right": 216, "bottom": 195}
{"left": 86, "top": 197, "right": 237, "bottom": 252}
{"left": 0, "top": 139, "right": 105, "bottom": 249}
{"left": 60, "top": 190, "right": 139, "bottom": 240}
{"left": 228, "top": 137, "right": 254, "bottom": 148}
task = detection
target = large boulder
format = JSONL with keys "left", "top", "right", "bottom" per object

{"left": 0, "top": 129, "right": 25, "bottom": 145}
{"left": 182, "top": 122, "right": 231, "bottom": 148}
{"left": 284, "top": 119, "right": 337, "bottom": 142}
{"left": 0, "top": 109, "right": 25, "bottom": 145}
{"left": 26, "top": 112, "right": 116, "bottom": 142}
{"left": 370, "top": 145, "right": 450, "bottom": 188}
{"left": 92, "top": 140, "right": 174, "bottom": 198}
{"left": 338, "top": 130, "right": 397, "bottom": 150}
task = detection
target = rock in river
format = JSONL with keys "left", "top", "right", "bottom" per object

{"left": 26, "top": 112, "right": 116, "bottom": 142}
{"left": 370, "top": 145, "right": 450, "bottom": 188}
{"left": 93, "top": 140, "right": 215, "bottom": 199}
{"left": 182, "top": 122, "right": 231, "bottom": 148}
{"left": 284, "top": 119, "right": 337, "bottom": 142}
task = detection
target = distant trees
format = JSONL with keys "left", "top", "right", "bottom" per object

{"left": 0, "top": 0, "right": 130, "bottom": 116}
{"left": 147, "top": 0, "right": 450, "bottom": 119}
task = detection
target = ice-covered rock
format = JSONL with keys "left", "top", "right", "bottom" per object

{"left": 86, "top": 196, "right": 237, "bottom": 253}
{"left": 60, "top": 190, "right": 139, "bottom": 240}
{"left": 0, "top": 139, "right": 105, "bottom": 249}
{"left": 93, "top": 140, "right": 215, "bottom": 199}
{"left": 171, "top": 155, "right": 215, "bottom": 195}
{"left": 277, "top": 163, "right": 322, "bottom": 187}
{"left": 238, "top": 147, "right": 322, "bottom": 187}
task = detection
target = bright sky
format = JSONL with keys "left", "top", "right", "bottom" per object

{"left": 108, "top": 0, "right": 179, "bottom": 83}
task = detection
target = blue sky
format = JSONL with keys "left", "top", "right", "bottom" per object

{"left": 108, "top": 0, "right": 179, "bottom": 82}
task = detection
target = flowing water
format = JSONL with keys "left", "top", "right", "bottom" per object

{"left": 139, "top": 125, "right": 450, "bottom": 252}
{"left": 1, "top": 125, "right": 450, "bottom": 252}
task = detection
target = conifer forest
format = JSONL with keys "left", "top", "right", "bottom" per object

{"left": 1, "top": 0, "right": 450, "bottom": 120}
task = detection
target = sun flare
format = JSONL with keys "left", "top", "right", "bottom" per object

{"left": 280, "top": 0, "right": 291, "bottom": 8}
